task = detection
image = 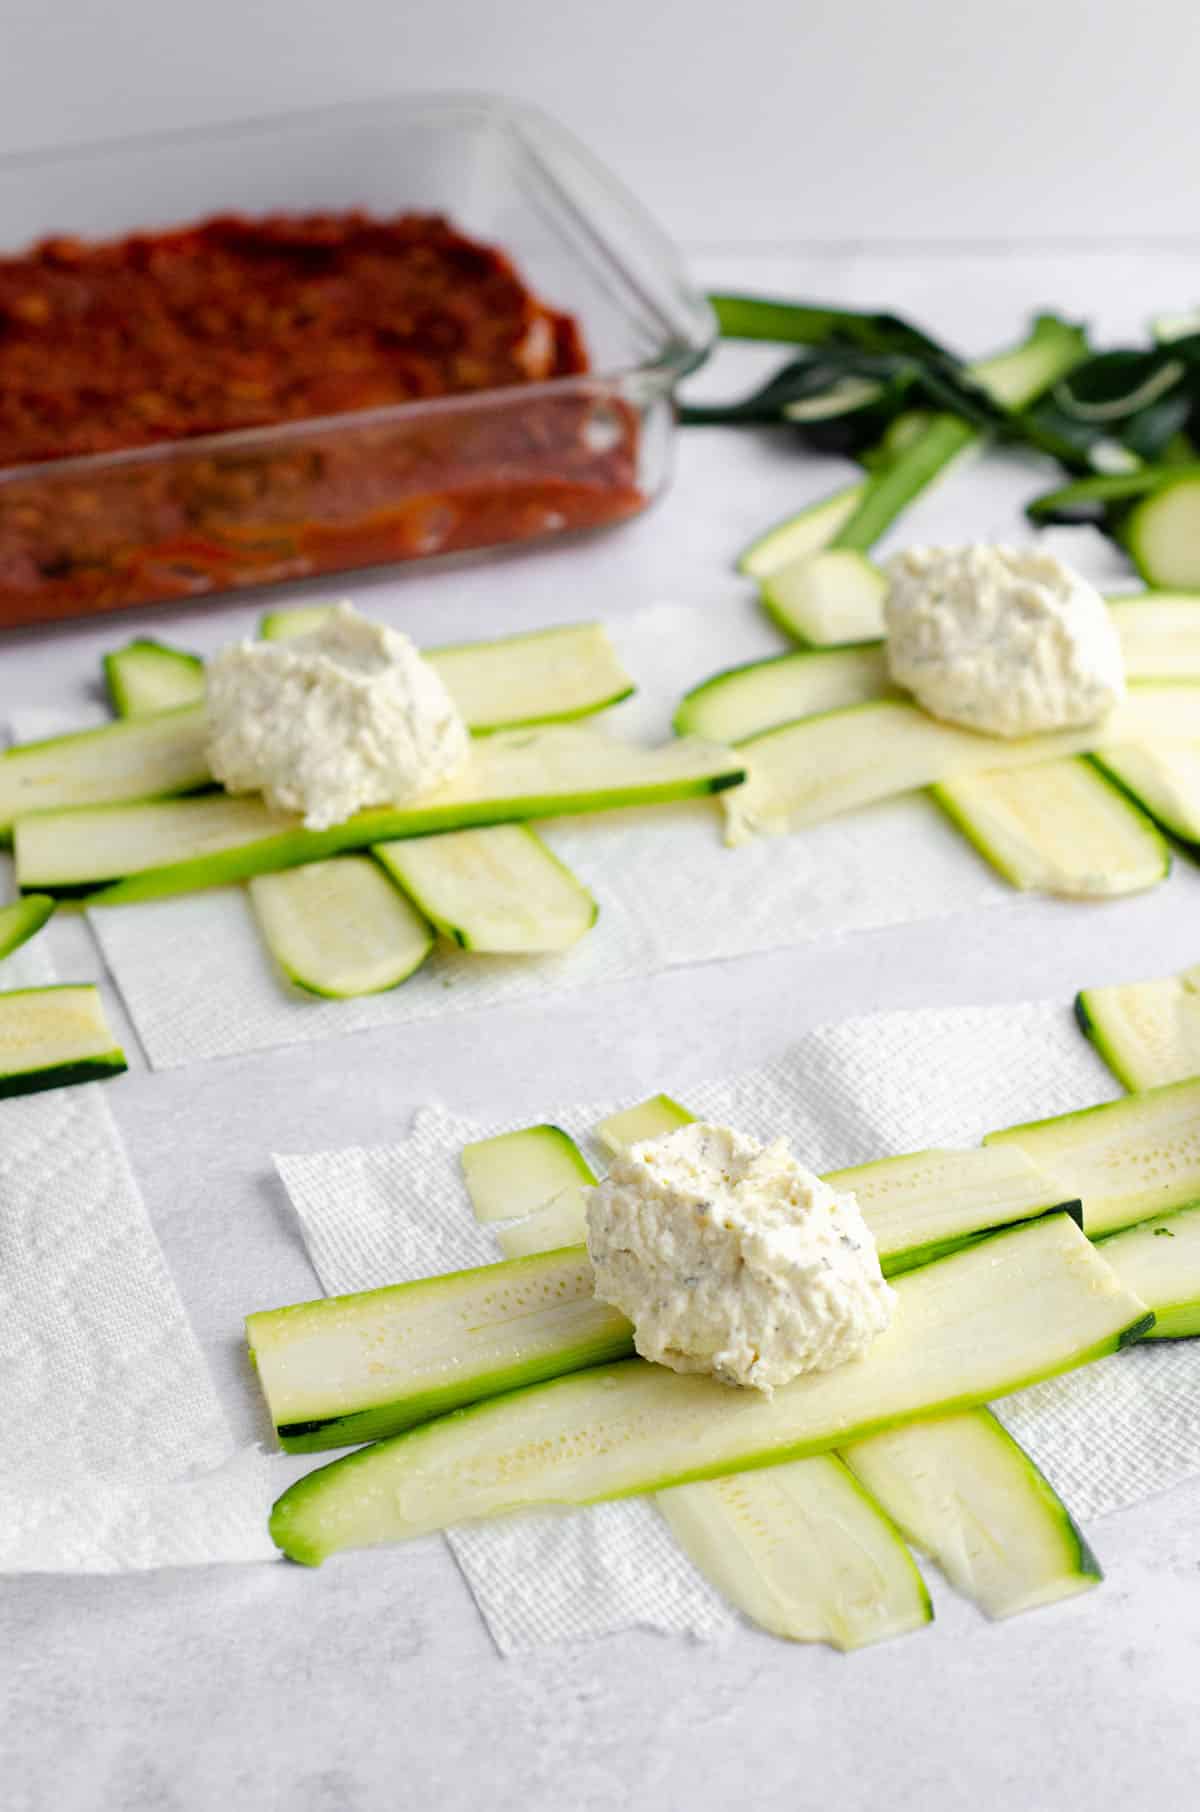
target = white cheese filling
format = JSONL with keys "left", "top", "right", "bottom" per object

{"left": 585, "top": 1122, "right": 895, "bottom": 1394}
{"left": 883, "top": 544, "right": 1127, "bottom": 738}
{"left": 206, "top": 602, "right": 470, "bottom": 830}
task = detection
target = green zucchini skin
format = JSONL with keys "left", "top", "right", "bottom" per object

{"left": 0, "top": 894, "right": 54, "bottom": 961}
{"left": 0, "top": 1054, "right": 128, "bottom": 1100}
{"left": 103, "top": 639, "right": 207, "bottom": 719}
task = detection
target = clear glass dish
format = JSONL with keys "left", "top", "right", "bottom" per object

{"left": 0, "top": 94, "right": 715, "bottom": 630}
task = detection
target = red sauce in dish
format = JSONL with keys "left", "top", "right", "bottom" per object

{"left": 0, "top": 212, "right": 643, "bottom": 626}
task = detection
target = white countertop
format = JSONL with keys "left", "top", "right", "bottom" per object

{"left": 3, "top": 250, "right": 1199, "bottom": 1812}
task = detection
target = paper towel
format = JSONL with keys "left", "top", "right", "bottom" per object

{"left": 275, "top": 999, "right": 1200, "bottom": 1652}
{"left": 0, "top": 871, "right": 279, "bottom": 1572}
{"left": 76, "top": 598, "right": 1024, "bottom": 1069}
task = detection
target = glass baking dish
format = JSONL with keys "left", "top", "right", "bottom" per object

{"left": 0, "top": 94, "right": 715, "bottom": 630}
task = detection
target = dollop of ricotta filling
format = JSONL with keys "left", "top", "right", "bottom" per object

{"left": 883, "top": 544, "right": 1126, "bottom": 738}
{"left": 206, "top": 602, "right": 470, "bottom": 830}
{"left": 584, "top": 1122, "right": 895, "bottom": 1394}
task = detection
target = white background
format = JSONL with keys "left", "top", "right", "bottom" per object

{"left": 4, "top": 0, "right": 1200, "bottom": 245}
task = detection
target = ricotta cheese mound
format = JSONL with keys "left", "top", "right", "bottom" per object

{"left": 584, "top": 1122, "right": 895, "bottom": 1394}
{"left": 206, "top": 603, "right": 470, "bottom": 830}
{"left": 883, "top": 544, "right": 1127, "bottom": 738}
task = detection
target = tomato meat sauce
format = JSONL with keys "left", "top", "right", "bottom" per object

{"left": 0, "top": 213, "right": 642, "bottom": 627}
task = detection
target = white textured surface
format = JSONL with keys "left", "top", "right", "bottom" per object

{"left": 85, "top": 597, "right": 1014, "bottom": 1069}
{"left": 4, "top": 249, "right": 1200, "bottom": 1811}
{"left": 276, "top": 1001, "right": 1200, "bottom": 1655}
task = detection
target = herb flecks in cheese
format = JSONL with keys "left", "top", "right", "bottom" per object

{"left": 883, "top": 544, "right": 1127, "bottom": 738}
{"left": 585, "top": 1122, "right": 894, "bottom": 1394}
{"left": 206, "top": 602, "right": 469, "bottom": 830}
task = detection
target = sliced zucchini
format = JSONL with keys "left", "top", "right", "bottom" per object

{"left": 933, "top": 759, "right": 1170, "bottom": 898}
{"left": 986, "top": 1076, "right": 1200, "bottom": 1235}
{"left": 1124, "top": 475, "right": 1200, "bottom": 589}
{"left": 658, "top": 1455, "right": 931, "bottom": 1649}
{"left": 259, "top": 609, "right": 635, "bottom": 730}
{"left": 673, "top": 645, "right": 891, "bottom": 744}
{"left": 375, "top": 824, "right": 596, "bottom": 954}
{"left": 103, "top": 638, "right": 206, "bottom": 718}
{"left": 1076, "top": 962, "right": 1200, "bottom": 1092}
{"left": 0, "top": 704, "right": 210, "bottom": 837}
{"left": 1095, "top": 742, "right": 1200, "bottom": 844}
{"left": 246, "top": 1246, "right": 631, "bottom": 1454}
{"left": 16, "top": 728, "right": 745, "bottom": 900}
{"left": 1097, "top": 1204, "right": 1200, "bottom": 1338}
{"left": 247, "top": 856, "right": 433, "bottom": 999}
{"left": 760, "top": 551, "right": 887, "bottom": 647}
{"left": 268, "top": 1214, "right": 1150, "bottom": 1563}
{"left": 828, "top": 415, "right": 979, "bottom": 555}
{"left": 594, "top": 1094, "right": 696, "bottom": 1157}
{"left": 722, "top": 687, "right": 1200, "bottom": 843}
{"left": 495, "top": 1190, "right": 591, "bottom": 1261}
{"left": 0, "top": 984, "right": 127, "bottom": 1099}
{"left": 0, "top": 893, "right": 54, "bottom": 962}
{"left": 249, "top": 1139, "right": 1088, "bottom": 1455}
{"left": 736, "top": 484, "right": 866, "bottom": 580}
{"left": 259, "top": 605, "right": 338, "bottom": 641}
{"left": 843, "top": 1408, "right": 1100, "bottom": 1620}
{"left": 460, "top": 1125, "right": 596, "bottom": 1224}
{"left": 826, "top": 1144, "right": 1079, "bottom": 1275}
{"left": 1109, "top": 593, "right": 1200, "bottom": 678}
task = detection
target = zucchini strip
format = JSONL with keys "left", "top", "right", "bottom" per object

{"left": 0, "top": 893, "right": 54, "bottom": 962}
{"left": 1095, "top": 742, "right": 1200, "bottom": 844}
{"left": 1109, "top": 593, "right": 1200, "bottom": 678}
{"left": 722, "top": 686, "right": 1200, "bottom": 843}
{"left": 658, "top": 1456, "right": 932, "bottom": 1649}
{"left": 674, "top": 644, "right": 892, "bottom": 744}
{"left": 461, "top": 1125, "right": 596, "bottom": 1225}
{"left": 0, "top": 984, "right": 127, "bottom": 1099}
{"left": 736, "top": 485, "right": 866, "bottom": 579}
{"left": 594, "top": 1094, "right": 696, "bottom": 1156}
{"left": 1076, "top": 962, "right": 1200, "bottom": 1092}
{"left": 15, "top": 729, "right": 745, "bottom": 900}
{"left": 249, "top": 1142, "right": 1079, "bottom": 1454}
{"left": 933, "top": 760, "right": 1170, "bottom": 898}
{"left": 986, "top": 1076, "right": 1200, "bottom": 1236}
{"left": 0, "top": 705, "right": 211, "bottom": 837}
{"left": 267, "top": 1214, "right": 1150, "bottom": 1564}
{"left": 103, "top": 639, "right": 206, "bottom": 718}
{"left": 842, "top": 1409, "right": 1100, "bottom": 1620}
{"left": 258, "top": 608, "right": 636, "bottom": 729}
{"left": 1097, "top": 1205, "right": 1200, "bottom": 1339}
{"left": 761, "top": 551, "right": 887, "bottom": 646}
{"left": 248, "top": 856, "right": 434, "bottom": 999}
{"left": 375, "top": 824, "right": 597, "bottom": 954}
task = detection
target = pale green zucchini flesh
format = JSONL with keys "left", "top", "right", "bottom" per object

{"left": 594, "top": 1094, "right": 696, "bottom": 1156}
{"left": 460, "top": 1125, "right": 596, "bottom": 1224}
{"left": 723, "top": 686, "right": 1200, "bottom": 843}
{"left": 248, "top": 856, "right": 434, "bottom": 999}
{"left": 1097, "top": 1205, "right": 1200, "bottom": 1338}
{"left": 824, "top": 1144, "right": 1080, "bottom": 1275}
{"left": 1109, "top": 593, "right": 1200, "bottom": 678}
{"left": 0, "top": 704, "right": 211, "bottom": 837}
{"left": 1124, "top": 477, "right": 1200, "bottom": 589}
{"left": 246, "top": 1246, "right": 631, "bottom": 1454}
{"left": 103, "top": 639, "right": 206, "bottom": 718}
{"left": 1095, "top": 742, "right": 1200, "bottom": 844}
{"left": 16, "top": 729, "right": 745, "bottom": 900}
{"left": 0, "top": 984, "right": 127, "bottom": 1099}
{"left": 375, "top": 824, "right": 596, "bottom": 954}
{"left": 736, "top": 484, "right": 866, "bottom": 580}
{"left": 760, "top": 551, "right": 887, "bottom": 647}
{"left": 268, "top": 1214, "right": 1150, "bottom": 1563}
{"left": 674, "top": 644, "right": 892, "bottom": 744}
{"left": 495, "top": 1191, "right": 591, "bottom": 1261}
{"left": 1076, "top": 963, "right": 1200, "bottom": 1092}
{"left": 843, "top": 1408, "right": 1100, "bottom": 1620}
{"left": 658, "top": 1455, "right": 932, "bottom": 1648}
{"left": 258, "top": 607, "right": 635, "bottom": 730}
{"left": 933, "top": 759, "right": 1170, "bottom": 898}
{"left": 0, "top": 893, "right": 54, "bottom": 961}
{"left": 986, "top": 1076, "right": 1200, "bottom": 1235}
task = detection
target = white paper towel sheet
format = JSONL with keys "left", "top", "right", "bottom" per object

{"left": 0, "top": 861, "right": 279, "bottom": 1572}
{"left": 80, "top": 598, "right": 1022, "bottom": 1070}
{"left": 275, "top": 999, "right": 1200, "bottom": 1653}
